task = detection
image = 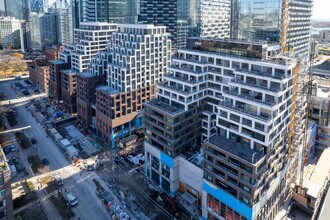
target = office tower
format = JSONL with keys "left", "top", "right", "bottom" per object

{"left": 0, "top": 17, "right": 21, "bottom": 49}
{"left": 81, "top": 0, "right": 128, "bottom": 23}
{"left": 2, "top": 0, "right": 29, "bottom": 20}
{"left": 231, "top": 0, "right": 313, "bottom": 54}
{"left": 0, "top": 148, "right": 14, "bottom": 219}
{"left": 92, "top": 24, "right": 171, "bottom": 147}
{"left": 20, "top": 21, "right": 31, "bottom": 52}
{"left": 30, "top": 0, "right": 44, "bottom": 13}
{"left": 71, "top": 0, "right": 82, "bottom": 29}
{"left": 29, "top": 12, "right": 42, "bottom": 51}
{"left": 126, "top": 0, "right": 139, "bottom": 24}
{"left": 143, "top": 38, "right": 306, "bottom": 219}
{"left": 139, "top": 0, "right": 231, "bottom": 49}
{"left": 39, "top": 12, "right": 58, "bottom": 49}
{"left": 0, "top": 0, "right": 5, "bottom": 16}
{"left": 56, "top": 7, "right": 73, "bottom": 45}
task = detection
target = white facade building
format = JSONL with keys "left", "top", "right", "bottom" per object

{"left": 58, "top": 22, "right": 117, "bottom": 73}
{"left": 144, "top": 38, "right": 307, "bottom": 220}
{"left": 0, "top": 17, "right": 21, "bottom": 49}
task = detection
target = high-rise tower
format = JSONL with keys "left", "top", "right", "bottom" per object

{"left": 231, "top": 0, "right": 313, "bottom": 54}
{"left": 139, "top": 0, "right": 231, "bottom": 49}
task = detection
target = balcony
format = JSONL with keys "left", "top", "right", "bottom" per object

{"left": 235, "top": 68, "right": 288, "bottom": 81}
{"left": 224, "top": 90, "right": 276, "bottom": 108}
{"left": 168, "top": 65, "right": 205, "bottom": 74}
{"left": 163, "top": 74, "right": 203, "bottom": 85}
{"left": 229, "top": 78, "right": 281, "bottom": 94}
{"left": 218, "top": 101, "right": 272, "bottom": 122}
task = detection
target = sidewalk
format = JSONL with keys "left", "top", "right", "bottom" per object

{"left": 4, "top": 112, "right": 61, "bottom": 220}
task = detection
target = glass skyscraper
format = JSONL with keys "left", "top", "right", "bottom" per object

{"left": 140, "top": 0, "right": 231, "bottom": 49}
{"left": 231, "top": 0, "right": 313, "bottom": 54}
{"left": 232, "top": 0, "right": 282, "bottom": 42}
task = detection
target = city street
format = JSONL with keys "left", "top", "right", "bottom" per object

{"left": 0, "top": 78, "right": 125, "bottom": 219}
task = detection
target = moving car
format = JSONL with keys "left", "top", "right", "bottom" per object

{"left": 66, "top": 193, "right": 78, "bottom": 206}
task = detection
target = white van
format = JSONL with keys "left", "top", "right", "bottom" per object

{"left": 66, "top": 193, "right": 78, "bottom": 206}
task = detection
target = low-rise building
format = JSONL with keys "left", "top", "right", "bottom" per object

{"left": 49, "top": 60, "right": 70, "bottom": 101}
{"left": 28, "top": 59, "right": 50, "bottom": 92}
{"left": 61, "top": 69, "right": 78, "bottom": 114}
{"left": 77, "top": 72, "right": 106, "bottom": 127}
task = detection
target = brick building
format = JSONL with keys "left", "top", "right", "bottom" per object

{"left": 77, "top": 72, "right": 106, "bottom": 127}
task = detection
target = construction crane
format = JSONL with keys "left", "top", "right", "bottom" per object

{"left": 296, "top": 41, "right": 316, "bottom": 195}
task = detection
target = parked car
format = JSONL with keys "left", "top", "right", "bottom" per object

{"left": 42, "top": 158, "right": 49, "bottom": 166}
{"left": 66, "top": 193, "right": 78, "bottom": 206}
{"left": 10, "top": 145, "right": 16, "bottom": 152}
{"left": 3, "top": 146, "right": 9, "bottom": 155}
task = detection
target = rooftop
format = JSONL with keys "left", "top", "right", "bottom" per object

{"left": 208, "top": 135, "right": 263, "bottom": 164}
{"left": 78, "top": 72, "right": 95, "bottom": 78}
{"left": 49, "top": 60, "right": 66, "bottom": 65}
{"left": 304, "top": 148, "right": 330, "bottom": 198}
{"left": 145, "top": 99, "right": 185, "bottom": 116}
{"left": 62, "top": 69, "right": 77, "bottom": 75}
{"left": 316, "top": 85, "right": 330, "bottom": 98}
{"left": 96, "top": 86, "right": 120, "bottom": 95}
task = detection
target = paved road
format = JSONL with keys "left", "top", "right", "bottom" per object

{"left": 318, "top": 184, "right": 330, "bottom": 220}
{"left": 1, "top": 79, "right": 117, "bottom": 220}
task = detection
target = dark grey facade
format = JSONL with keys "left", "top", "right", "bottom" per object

{"left": 39, "top": 12, "right": 59, "bottom": 49}
{"left": 144, "top": 99, "right": 202, "bottom": 157}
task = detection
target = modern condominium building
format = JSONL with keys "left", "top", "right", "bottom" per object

{"left": 60, "top": 22, "right": 117, "bottom": 73}
{"left": 231, "top": 0, "right": 313, "bottom": 54}
{"left": 139, "top": 0, "right": 231, "bottom": 49}
{"left": 94, "top": 24, "right": 171, "bottom": 147}
{"left": 49, "top": 22, "right": 116, "bottom": 110}
{"left": 144, "top": 38, "right": 306, "bottom": 220}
